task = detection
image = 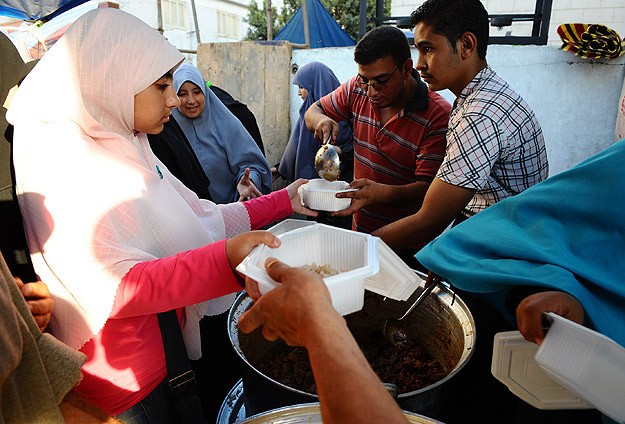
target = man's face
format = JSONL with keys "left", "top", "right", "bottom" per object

{"left": 356, "top": 55, "right": 410, "bottom": 109}
{"left": 413, "top": 23, "right": 463, "bottom": 94}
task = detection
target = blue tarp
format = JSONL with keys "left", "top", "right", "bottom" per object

{"left": 274, "top": 0, "right": 355, "bottom": 48}
{"left": 0, "top": 0, "right": 89, "bottom": 21}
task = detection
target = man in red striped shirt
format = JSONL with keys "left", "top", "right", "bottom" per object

{"left": 305, "top": 26, "right": 451, "bottom": 251}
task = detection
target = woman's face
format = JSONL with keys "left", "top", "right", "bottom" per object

{"left": 297, "top": 86, "right": 308, "bottom": 100}
{"left": 177, "top": 81, "right": 205, "bottom": 119}
{"left": 134, "top": 73, "right": 180, "bottom": 134}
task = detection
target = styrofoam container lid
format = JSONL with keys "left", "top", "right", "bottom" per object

{"left": 364, "top": 239, "right": 422, "bottom": 301}
{"left": 491, "top": 330, "right": 592, "bottom": 410}
{"left": 535, "top": 312, "right": 625, "bottom": 423}
{"left": 237, "top": 224, "right": 379, "bottom": 316}
{"left": 297, "top": 179, "right": 357, "bottom": 212}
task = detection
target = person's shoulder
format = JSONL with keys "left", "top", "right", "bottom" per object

{"left": 427, "top": 89, "right": 452, "bottom": 114}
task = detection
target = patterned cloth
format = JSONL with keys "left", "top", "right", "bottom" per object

{"left": 437, "top": 66, "right": 548, "bottom": 215}
{"left": 319, "top": 70, "right": 450, "bottom": 233}
{"left": 557, "top": 23, "right": 625, "bottom": 59}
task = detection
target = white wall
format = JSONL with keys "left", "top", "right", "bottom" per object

{"left": 291, "top": 44, "right": 625, "bottom": 176}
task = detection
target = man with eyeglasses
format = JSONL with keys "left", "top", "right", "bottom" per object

{"left": 370, "top": 0, "right": 548, "bottom": 256}
{"left": 305, "top": 25, "right": 451, "bottom": 258}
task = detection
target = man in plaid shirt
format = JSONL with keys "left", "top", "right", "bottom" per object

{"left": 372, "top": 0, "right": 548, "bottom": 254}
{"left": 379, "top": 1, "right": 554, "bottom": 423}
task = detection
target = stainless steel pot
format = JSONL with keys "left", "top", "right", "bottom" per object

{"left": 227, "top": 279, "right": 475, "bottom": 420}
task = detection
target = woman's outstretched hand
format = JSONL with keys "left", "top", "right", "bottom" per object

{"left": 237, "top": 168, "right": 263, "bottom": 201}
{"left": 225, "top": 230, "right": 280, "bottom": 273}
{"left": 285, "top": 178, "right": 318, "bottom": 218}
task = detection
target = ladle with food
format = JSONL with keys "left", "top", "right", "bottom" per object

{"left": 384, "top": 271, "right": 443, "bottom": 348}
{"left": 314, "top": 136, "right": 340, "bottom": 182}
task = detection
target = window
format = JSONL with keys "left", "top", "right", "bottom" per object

{"left": 217, "top": 11, "right": 239, "bottom": 39}
{"left": 162, "top": 0, "right": 186, "bottom": 30}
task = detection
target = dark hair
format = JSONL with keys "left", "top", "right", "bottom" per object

{"left": 354, "top": 25, "right": 411, "bottom": 66}
{"left": 410, "top": 0, "right": 489, "bottom": 60}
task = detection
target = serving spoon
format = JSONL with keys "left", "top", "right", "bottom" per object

{"left": 314, "top": 137, "right": 340, "bottom": 181}
{"left": 384, "top": 272, "right": 443, "bottom": 348}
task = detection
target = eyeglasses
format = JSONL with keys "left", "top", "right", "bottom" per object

{"left": 356, "top": 63, "right": 403, "bottom": 92}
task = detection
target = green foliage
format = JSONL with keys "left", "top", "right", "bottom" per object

{"left": 243, "top": 0, "right": 282, "bottom": 41}
{"left": 244, "top": 0, "right": 392, "bottom": 42}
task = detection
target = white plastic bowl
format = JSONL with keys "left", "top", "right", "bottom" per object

{"left": 237, "top": 224, "right": 379, "bottom": 315}
{"left": 298, "top": 179, "right": 356, "bottom": 212}
{"left": 267, "top": 220, "right": 421, "bottom": 302}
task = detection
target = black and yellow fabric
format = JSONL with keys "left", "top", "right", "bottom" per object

{"left": 557, "top": 23, "right": 625, "bottom": 59}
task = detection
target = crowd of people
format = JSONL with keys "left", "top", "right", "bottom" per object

{"left": 0, "top": 0, "right": 621, "bottom": 423}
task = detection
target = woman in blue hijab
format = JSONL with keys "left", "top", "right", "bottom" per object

{"left": 173, "top": 63, "right": 272, "bottom": 203}
{"left": 278, "top": 62, "right": 353, "bottom": 182}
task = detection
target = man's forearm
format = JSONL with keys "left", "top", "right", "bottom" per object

{"left": 378, "top": 181, "right": 430, "bottom": 208}
{"left": 305, "top": 314, "right": 408, "bottom": 424}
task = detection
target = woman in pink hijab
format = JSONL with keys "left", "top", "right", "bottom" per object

{"left": 7, "top": 8, "right": 315, "bottom": 422}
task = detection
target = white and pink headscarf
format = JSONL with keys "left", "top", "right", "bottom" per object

{"left": 7, "top": 8, "right": 250, "bottom": 358}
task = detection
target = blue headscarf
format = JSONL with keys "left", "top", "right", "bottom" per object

{"left": 278, "top": 62, "right": 353, "bottom": 181}
{"left": 172, "top": 63, "right": 271, "bottom": 203}
{"left": 417, "top": 140, "right": 625, "bottom": 348}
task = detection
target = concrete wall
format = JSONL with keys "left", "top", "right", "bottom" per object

{"left": 196, "top": 41, "right": 293, "bottom": 178}
{"left": 290, "top": 44, "right": 625, "bottom": 176}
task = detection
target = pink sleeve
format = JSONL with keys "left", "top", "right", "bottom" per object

{"left": 244, "top": 188, "right": 293, "bottom": 229}
{"left": 111, "top": 239, "right": 243, "bottom": 318}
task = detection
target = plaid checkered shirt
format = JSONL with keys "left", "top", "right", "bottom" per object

{"left": 437, "top": 66, "right": 549, "bottom": 215}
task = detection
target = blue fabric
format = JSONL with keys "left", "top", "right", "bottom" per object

{"left": 172, "top": 64, "right": 271, "bottom": 204}
{"left": 278, "top": 62, "right": 353, "bottom": 181}
{"left": 417, "top": 140, "right": 625, "bottom": 348}
{"left": 0, "top": 0, "right": 88, "bottom": 21}
{"left": 274, "top": 0, "right": 355, "bottom": 48}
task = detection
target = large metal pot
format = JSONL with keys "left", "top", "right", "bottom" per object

{"left": 228, "top": 280, "right": 475, "bottom": 420}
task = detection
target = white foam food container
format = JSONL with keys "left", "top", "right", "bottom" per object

{"left": 237, "top": 224, "right": 379, "bottom": 316}
{"left": 297, "top": 179, "right": 357, "bottom": 212}
{"left": 491, "top": 330, "right": 592, "bottom": 410}
{"left": 535, "top": 312, "right": 625, "bottom": 423}
{"left": 266, "top": 220, "right": 421, "bottom": 301}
